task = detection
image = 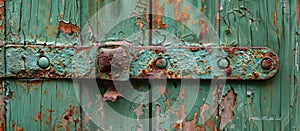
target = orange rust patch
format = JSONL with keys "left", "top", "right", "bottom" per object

{"left": 173, "top": 0, "right": 190, "bottom": 22}
{"left": 84, "top": 112, "right": 90, "bottom": 124}
{"left": 199, "top": 19, "right": 208, "bottom": 41}
{"left": 61, "top": 105, "right": 75, "bottom": 127}
{"left": 12, "top": 124, "right": 24, "bottom": 131}
{"left": 165, "top": 99, "right": 171, "bottom": 110}
{"left": 152, "top": 0, "right": 168, "bottom": 29}
{"left": 136, "top": 18, "right": 144, "bottom": 30}
{"left": 172, "top": 121, "right": 184, "bottom": 130}
{"left": 103, "top": 87, "right": 122, "bottom": 102}
{"left": 175, "top": 10, "right": 190, "bottom": 22}
{"left": 200, "top": 103, "right": 209, "bottom": 124}
{"left": 273, "top": 0, "right": 280, "bottom": 35}
{"left": 0, "top": 0, "right": 4, "bottom": 5}
{"left": 0, "top": 6, "right": 4, "bottom": 31}
{"left": 166, "top": 0, "right": 173, "bottom": 5}
{"left": 58, "top": 21, "right": 80, "bottom": 34}
{"left": 30, "top": 33, "right": 35, "bottom": 39}
{"left": 206, "top": 120, "right": 217, "bottom": 131}
{"left": 27, "top": 82, "right": 31, "bottom": 93}
{"left": 36, "top": 112, "right": 41, "bottom": 121}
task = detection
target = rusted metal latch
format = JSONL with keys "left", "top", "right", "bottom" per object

{"left": 0, "top": 43, "right": 279, "bottom": 80}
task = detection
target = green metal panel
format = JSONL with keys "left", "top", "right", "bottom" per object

{"left": 1, "top": 0, "right": 300, "bottom": 131}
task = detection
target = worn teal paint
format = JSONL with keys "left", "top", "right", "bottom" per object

{"left": 6, "top": 0, "right": 80, "bottom": 45}
{"left": 6, "top": 80, "right": 81, "bottom": 130}
{"left": 2, "top": 0, "right": 300, "bottom": 131}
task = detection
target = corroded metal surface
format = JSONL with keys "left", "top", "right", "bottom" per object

{"left": 2, "top": 44, "right": 279, "bottom": 80}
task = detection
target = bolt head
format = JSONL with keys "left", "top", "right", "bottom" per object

{"left": 261, "top": 58, "right": 274, "bottom": 70}
{"left": 155, "top": 58, "right": 168, "bottom": 69}
{"left": 218, "top": 58, "right": 230, "bottom": 69}
{"left": 38, "top": 56, "right": 50, "bottom": 69}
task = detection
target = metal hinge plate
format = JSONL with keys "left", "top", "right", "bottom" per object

{"left": 0, "top": 43, "right": 279, "bottom": 80}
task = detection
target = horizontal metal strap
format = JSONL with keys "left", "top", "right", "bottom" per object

{"left": 0, "top": 44, "right": 279, "bottom": 80}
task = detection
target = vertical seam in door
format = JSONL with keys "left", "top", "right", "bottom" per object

{"left": 149, "top": 0, "right": 153, "bottom": 130}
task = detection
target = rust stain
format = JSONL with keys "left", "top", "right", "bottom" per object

{"left": 199, "top": 19, "right": 208, "bottom": 42}
{"left": 152, "top": 0, "right": 168, "bottom": 29}
{"left": 136, "top": 18, "right": 144, "bottom": 30}
{"left": 172, "top": 120, "right": 184, "bottom": 130}
{"left": 84, "top": 112, "right": 90, "bottom": 124}
{"left": 206, "top": 120, "right": 217, "bottom": 131}
{"left": 170, "top": 103, "right": 186, "bottom": 130}
{"left": 12, "top": 124, "right": 24, "bottom": 131}
{"left": 174, "top": 0, "right": 190, "bottom": 22}
{"left": 0, "top": 6, "right": 4, "bottom": 31}
{"left": 220, "top": 89, "right": 237, "bottom": 129}
{"left": 30, "top": 33, "right": 35, "bottom": 39}
{"left": 200, "top": 103, "right": 209, "bottom": 124}
{"left": 36, "top": 112, "right": 42, "bottom": 121}
{"left": 27, "top": 82, "right": 30, "bottom": 93}
{"left": 273, "top": 0, "right": 280, "bottom": 35}
{"left": 46, "top": 109, "right": 54, "bottom": 125}
{"left": 184, "top": 112, "right": 198, "bottom": 130}
{"left": 103, "top": 87, "right": 123, "bottom": 102}
{"left": 165, "top": 99, "right": 171, "bottom": 110}
{"left": 166, "top": 0, "right": 173, "bottom": 5}
{"left": 215, "top": 0, "right": 220, "bottom": 26}
{"left": 61, "top": 105, "right": 75, "bottom": 130}
{"left": 58, "top": 21, "right": 80, "bottom": 34}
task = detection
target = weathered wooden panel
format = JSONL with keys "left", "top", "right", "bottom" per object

{"left": 2, "top": 0, "right": 300, "bottom": 131}
{"left": 6, "top": 0, "right": 80, "bottom": 45}
{"left": 80, "top": 0, "right": 150, "bottom": 45}
{"left": 78, "top": 80, "right": 149, "bottom": 130}
{"left": 219, "top": 0, "right": 298, "bottom": 131}
{"left": 6, "top": 80, "right": 81, "bottom": 130}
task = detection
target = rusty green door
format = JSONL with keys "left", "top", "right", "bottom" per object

{"left": 0, "top": 0, "right": 299, "bottom": 130}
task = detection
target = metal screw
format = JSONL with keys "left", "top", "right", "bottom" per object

{"left": 38, "top": 56, "right": 50, "bottom": 69}
{"left": 261, "top": 58, "right": 274, "bottom": 70}
{"left": 155, "top": 58, "right": 168, "bottom": 69}
{"left": 218, "top": 58, "right": 230, "bottom": 69}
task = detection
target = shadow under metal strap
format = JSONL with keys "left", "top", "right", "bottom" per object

{"left": 0, "top": 42, "right": 279, "bottom": 80}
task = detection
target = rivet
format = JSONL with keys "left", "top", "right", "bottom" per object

{"left": 261, "top": 58, "right": 274, "bottom": 70}
{"left": 38, "top": 56, "right": 50, "bottom": 69}
{"left": 218, "top": 58, "right": 230, "bottom": 69}
{"left": 155, "top": 58, "right": 168, "bottom": 69}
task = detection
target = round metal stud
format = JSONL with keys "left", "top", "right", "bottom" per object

{"left": 38, "top": 56, "right": 50, "bottom": 69}
{"left": 261, "top": 58, "right": 274, "bottom": 70}
{"left": 218, "top": 58, "right": 230, "bottom": 69}
{"left": 155, "top": 58, "right": 168, "bottom": 69}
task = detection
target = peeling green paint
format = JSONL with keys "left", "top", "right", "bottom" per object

{"left": 2, "top": 0, "right": 300, "bottom": 131}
